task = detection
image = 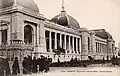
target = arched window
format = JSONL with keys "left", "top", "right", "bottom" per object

{"left": 24, "top": 25, "right": 33, "bottom": 44}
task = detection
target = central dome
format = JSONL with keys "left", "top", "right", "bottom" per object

{"left": 0, "top": 0, "right": 39, "bottom": 12}
{"left": 51, "top": 11, "right": 80, "bottom": 30}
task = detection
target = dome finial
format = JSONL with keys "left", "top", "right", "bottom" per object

{"left": 61, "top": 0, "right": 66, "bottom": 12}
{"left": 13, "top": 0, "right": 17, "bottom": 6}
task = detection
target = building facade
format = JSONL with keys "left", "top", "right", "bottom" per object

{"left": 0, "top": 0, "right": 115, "bottom": 62}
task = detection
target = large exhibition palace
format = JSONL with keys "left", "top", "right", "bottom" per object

{"left": 0, "top": 0, "right": 116, "bottom": 62}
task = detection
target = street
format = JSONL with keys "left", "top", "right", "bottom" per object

{"left": 18, "top": 66, "right": 120, "bottom": 76}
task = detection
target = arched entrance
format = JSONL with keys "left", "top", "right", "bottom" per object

{"left": 24, "top": 25, "right": 34, "bottom": 44}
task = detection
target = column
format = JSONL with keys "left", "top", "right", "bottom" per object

{"left": 49, "top": 31, "right": 52, "bottom": 52}
{"left": 55, "top": 33, "right": 57, "bottom": 50}
{"left": 68, "top": 36, "right": 71, "bottom": 53}
{"left": 79, "top": 38, "right": 81, "bottom": 53}
{"left": 101, "top": 44, "right": 104, "bottom": 53}
{"left": 37, "top": 25, "right": 39, "bottom": 45}
{"left": 76, "top": 38, "right": 78, "bottom": 53}
{"left": 7, "top": 24, "right": 10, "bottom": 45}
{"left": 72, "top": 37, "right": 74, "bottom": 53}
{"left": 33, "top": 28, "right": 36, "bottom": 45}
{"left": 108, "top": 41, "right": 112, "bottom": 55}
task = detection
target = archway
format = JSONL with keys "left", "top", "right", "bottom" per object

{"left": 24, "top": 25, "right": 33, "bottom": 44}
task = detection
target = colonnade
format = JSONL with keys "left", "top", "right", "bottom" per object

{"left": 96, "top": 42, "right": 107, "bottom": 53}
{"left": 45, "top": 30, "right": 81, "bottom": 54}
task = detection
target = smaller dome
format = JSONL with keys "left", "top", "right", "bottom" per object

{"left": 51, "top": 11, "right": 80, "bottom": 30}
{"left": 92, "top": 29, "right": 113, "bottom": 39}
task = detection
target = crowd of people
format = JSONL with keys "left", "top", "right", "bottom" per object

{"left": 0, "top": 55, "right": 119, "bottom": 76}
{"left": 22, "top": 55, "right": 52, "bottom": 75}
{"left": 0, "top": 55, "right": 52, "bottom": 76}
{"left": 51, "top": 57, "right": 81, "bottom": 67}
{"left": 0, "top": 56, "right": 11, "bottom": 76}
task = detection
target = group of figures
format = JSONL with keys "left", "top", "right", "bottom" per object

{"left": 22, "top": 55, "right": 52, "bottom": 75}
{"left": 0, "top": 56, "right": 11, "bottom": 76}
{"left": 0, "top": 55, "right": 52, "bottom": 76}
{"left": 55, "top": 57, "right": 82, "bottom": 67}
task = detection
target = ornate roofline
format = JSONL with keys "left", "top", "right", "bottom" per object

{"left": 44, "top": 20, "right": 82, "bottom": 36}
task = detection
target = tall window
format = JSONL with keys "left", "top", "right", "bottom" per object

{"left": 98, "top": 43, "right": 99, "bottom": 52}
{"left": 45, "top": 30, "right": 50, "bottom": 52}
{"left": 74, "top": 37, "right": 76, "bottom": 53}
{"left": 112, "top": 44, "right": 114, "bottom": 53}
{"left": 2, "top": 29, "right": 7, "bottom": 45}
{"left": 100, "top": 43, "right": 101, "bottom": 53}
{"left": 62, "top": 34, "right": 64, "bottom": 49}
{"left": 78, "top": 38, "right": 80, "bottom": 54}
{"left": 88, "top": 37, "right": 90, "bottom": 51}
{"left": 57, "top": 33, "right": 60, "bottom": 49}
{"left": 24, "top": 25, "right": 33, "bottom": 44}
{"left": 70, "top": 37, "right": 73, "bottom": 53}
{"left": 51, "top": 32, "right": 55, "bottom": 50}
{"left": 66, "top": 35, "right": 69, "bottom": 50}
{"left": 96, "top": 42, "right": 97, "bottom": 52}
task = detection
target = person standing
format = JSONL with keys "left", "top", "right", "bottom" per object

{"left": 0, "top": 55, "right": 6, "bottom": 76}
{"left": 27, "top": 55, "right": 32, "bottom": 73}
{"left": 22, "top": 56, "right": 32, "bottom": 74}
{"left": 32, "top": 56, "right": 38, "bottom": 73}
{"left": 57, "top": 58, "right": 60, "bottom": 66}
{"left": 22, "top": 57, "right": 28, "bottom": 74}
{"left": 12, "top": 57, "right": 20, "bottom": 75}
{"left": 37, "top": 57, "right": 42, "bottom": 72}
{"left": 38, "top": 55, "right": 45, "bottom": 72}
{"left": 44, "top": 57, "right": 50, "bottom": 72}
{"left": 5, "top": 58, "right": 11, "bottom": 76}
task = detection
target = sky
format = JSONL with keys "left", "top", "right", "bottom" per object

{"left": 33, "top": 0, "right": 120, "bottom": 47}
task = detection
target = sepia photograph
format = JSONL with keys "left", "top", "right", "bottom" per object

{"left": 0, "top": 0, "right": 120, "bottom": 76}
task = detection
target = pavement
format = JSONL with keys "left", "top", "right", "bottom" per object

{"left": 17, "top": 65, "right": 120, "bottom": 76}
{"left": 87, "top": 63, "right": 113, "bottom": 67}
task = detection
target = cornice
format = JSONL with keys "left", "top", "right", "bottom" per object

{"left": 0, "top": 5, "right": 45, "bottom": 20}
{"left": 44, "top": 21, "right": 82, "bottom": 36}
